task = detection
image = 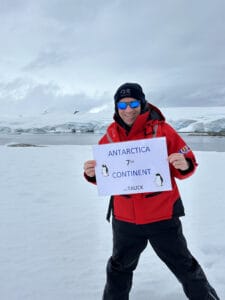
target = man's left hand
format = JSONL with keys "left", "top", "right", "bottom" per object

{"left": 168, "top": 153, "right": 190, "bottom": 171}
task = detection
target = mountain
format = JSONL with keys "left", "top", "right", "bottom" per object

{"left": 0, "top": 106, "right": 225, "bottom": 135}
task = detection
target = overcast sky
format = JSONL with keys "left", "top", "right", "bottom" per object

{"left": 0, "top": 0, "right": 225, "bottom": 113}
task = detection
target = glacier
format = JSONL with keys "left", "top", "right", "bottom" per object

{"left": 0, "top": 106, "right": 225, "bottom": 135}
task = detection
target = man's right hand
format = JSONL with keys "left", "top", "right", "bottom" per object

{"left": 83, "top": 160, "right": 96, "bottom": 177}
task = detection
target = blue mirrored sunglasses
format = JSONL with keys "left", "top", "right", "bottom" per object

{"left": 117, "top": 100, "right": 140, "bottom": 110}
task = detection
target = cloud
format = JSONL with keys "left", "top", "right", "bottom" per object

{"left": 0, "top": 78, "right": 112, "bottom": 114}
{"left": 0, "top": 0, "right": 225, "bottom": 107}
{"left": 153, "top": 84, "right": 225, "bottom": 107}
{"left": 0, "top": 0, "right": 29, "bottom": 14}
{"left": 41, "top": 0, "right": 107, "bottom": 25}
{"left": 23, "top": 50, "right": 70, "bottom": 71}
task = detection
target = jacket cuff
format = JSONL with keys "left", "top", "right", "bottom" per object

{"left": 179, "top": 158, "right": 194, "bottom": 175}
{"left": 84, "top": 172, "right": 97, "bottom": 184}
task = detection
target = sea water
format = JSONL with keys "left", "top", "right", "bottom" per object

{"left": 0, "top": 133, "right": 224, "bottom": 152}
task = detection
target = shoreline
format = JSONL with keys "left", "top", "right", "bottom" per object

{"left": 185, "top": 132, "right": 225, "bottom": 137}
{"left": 0, "top": 132, "right": 224, "bottom": 152}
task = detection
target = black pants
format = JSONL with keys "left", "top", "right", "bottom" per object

{"left": 103, "top": 218, "right": 219, "bottom": 300}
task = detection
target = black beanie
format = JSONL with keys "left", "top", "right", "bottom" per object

{"left": 114, "top": 83, "right": 146, "bottom": 107}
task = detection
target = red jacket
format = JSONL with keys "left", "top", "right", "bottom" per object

{"left": 85, "top": 103, "right": 197, "bottom": 225}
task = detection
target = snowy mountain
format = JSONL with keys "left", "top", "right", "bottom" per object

{"left": 0, "top": 106, "right": 225, "bottom": 135}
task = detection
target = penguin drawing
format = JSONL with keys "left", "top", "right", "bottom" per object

{"left": 102, "top": 164, "right": 109, "bottom": 177}
{"left": 154, "top": 173, "right": 164, "bottom": 187}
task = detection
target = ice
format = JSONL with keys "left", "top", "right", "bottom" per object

{"left": 0, "top": 145, "right": 224, "bottom": 299}
{"left": 0, "top": 106, "right": 225, "bottom": 134}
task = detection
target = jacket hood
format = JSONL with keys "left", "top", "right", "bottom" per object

{"left": 114, "top": 102, "right": 165, "bottom": 131}
{"left": 146, "top": 102, "right": 165, "bottom": 121}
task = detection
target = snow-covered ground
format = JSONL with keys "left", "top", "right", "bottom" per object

{"left": 0, "top": 106, "right": 225, "bottom": 134}
{"left": 0, "top": 145, "right": 224, "bottom": 299}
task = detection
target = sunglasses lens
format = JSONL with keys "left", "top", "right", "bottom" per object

{"left": 130, "top": 100, "right": 140, "bottom": 108}
{"left": 117, "top": 102, "right": 127, "bottom": 110}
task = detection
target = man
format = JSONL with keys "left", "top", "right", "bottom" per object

{"left": 83, "top": 83, "right": 219, "bottom": 299}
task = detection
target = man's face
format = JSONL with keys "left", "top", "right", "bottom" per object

{"left": 117, "top": 97, "right": 141, "bottom": 126}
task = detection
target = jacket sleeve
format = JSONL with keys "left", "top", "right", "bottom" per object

{"left": 163, "top": 123, "right": 198, "bottom": 179}
{"left": 84, "top": 172, "right": 97, "bottom": 184}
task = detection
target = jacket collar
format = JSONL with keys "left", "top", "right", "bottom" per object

{"left": 113, "top": 102, "right": 165, "bottom": 133}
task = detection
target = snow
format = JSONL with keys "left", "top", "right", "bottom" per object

{"left": 0, "top": 144, "right": 224, "bottom": 299}
{"left": 0, "top": 106, "right": 225, "bottom": 134}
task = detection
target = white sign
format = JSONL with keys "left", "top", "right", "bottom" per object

{"left": 92, "top": 137, "right": 172, "bottom": 196}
